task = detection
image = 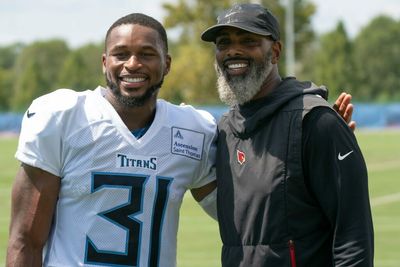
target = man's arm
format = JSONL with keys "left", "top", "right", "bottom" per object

{"left": 303, "top": 108, "right": 373, "bottom": 266}
{"left": 333, "top": 92, "right": 356, "bottom": 130}
{"left": 190, "top": 181, "right": 218, "bottom": 220}
{"left": 6, "top": 164, "right": 60, "bottom": 267}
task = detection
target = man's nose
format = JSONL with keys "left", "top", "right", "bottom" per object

{"left": 125, "top": 55, "right": 142, "bottom": 70}
{"left": 226, "top": 42, "right": 244, "bottom": 58}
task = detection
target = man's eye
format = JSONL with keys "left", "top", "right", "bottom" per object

{"left": 243, "top": 39, "right": 257, "bottom": 45}
{"left": 141, "top": 52, "right": 155, "bottom": 57}
{"left": 216, "top": 40, "right": 230, "bottom": 49}
{"left": 114, "top": 53, "right": 129, "bottom": 59}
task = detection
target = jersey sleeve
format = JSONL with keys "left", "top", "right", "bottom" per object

{"left": 15, "top": 90, "right": 77, "bottom": 177}
{"left": 190, "top": 109, "right": 218, "bottom": 189}
{"left": 302, "top": 107, "right": 374, "bottom": 265}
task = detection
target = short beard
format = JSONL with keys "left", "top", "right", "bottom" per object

{"left": 216, "top": 50, "right": 273, "bottom": 106}
{"left": 106, "top": 76, "right": 163, "bottom": 108}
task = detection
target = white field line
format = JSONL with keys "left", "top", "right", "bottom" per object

{"left": 371, "top": 192, "right": 400, "bottom": 207}
{"left": 367, "top": 159, "right": 400, "bottom": 172}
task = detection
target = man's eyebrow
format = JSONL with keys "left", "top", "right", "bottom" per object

{"left": 109, "top": 44, "right": 158, "bottom": 52}
{"left": 108, "top": 44, "right": 128, "bottom": 51}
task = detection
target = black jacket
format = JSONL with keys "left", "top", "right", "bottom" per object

{"left": 216, "top": 78, "right": 374, "bottom": 267}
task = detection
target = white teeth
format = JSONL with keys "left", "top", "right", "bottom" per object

{"left": 228, "top": 63, "right": 248, "bottom": 69}
{"left": 122, "top": 77, "right": 146, "bottom": 83}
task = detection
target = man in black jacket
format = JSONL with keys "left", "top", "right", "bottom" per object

{"left": 201, "top": 3, "right": 373, "bottom": 266}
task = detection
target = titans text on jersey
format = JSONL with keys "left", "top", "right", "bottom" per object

{"left": 116, "top": 154, "right": 157, "bottom": 170}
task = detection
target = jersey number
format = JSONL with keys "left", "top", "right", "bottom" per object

{"left": 85, "top": 173, "right": 171, "bottom": 267}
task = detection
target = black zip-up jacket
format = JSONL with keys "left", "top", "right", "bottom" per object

{"left": 216, "top": 78, "right": 374, "bottom": 266}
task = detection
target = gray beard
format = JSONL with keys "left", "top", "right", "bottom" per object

{"left": 105, "top": 75, "right": 163, "bottom": 108}
{"left": 216, "top": 50, "right": 273, "bottom": 106}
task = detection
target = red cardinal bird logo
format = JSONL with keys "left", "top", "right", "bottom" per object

{"left": 237, "top": 149, "right": 246, "bottom": 165}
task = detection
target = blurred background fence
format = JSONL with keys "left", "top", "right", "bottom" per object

{"left": 1, "top": 103, "right": 400, "bottom": 135}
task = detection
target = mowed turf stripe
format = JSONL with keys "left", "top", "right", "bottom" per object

{"left": 367, "top": 159, "right": 400, "bottom": 172}
{"left": 371, "top": 192, "right": 400, "bottom": 207}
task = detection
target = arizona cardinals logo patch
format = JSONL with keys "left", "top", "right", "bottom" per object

{"left": 237, "top": 149, "right": 246, "bottom": 165}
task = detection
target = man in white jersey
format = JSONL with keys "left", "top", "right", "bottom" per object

{"left": 6, "top": 13, "right": 218, "bottom": 267}
{"left": 7, "top": 12, "right": 354, "bottom": 267}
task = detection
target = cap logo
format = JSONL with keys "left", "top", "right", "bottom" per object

{"left": 224, "top": 11, "right": 240, "bottom": 18}
{"left": 237, "top": 149, "right": 246, "bottom": 165}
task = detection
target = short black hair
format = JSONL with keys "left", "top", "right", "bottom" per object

{"left": 105, "top": 13, "right": 168, "bottom": 53}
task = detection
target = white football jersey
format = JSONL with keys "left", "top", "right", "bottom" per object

{"left": 16, "top": 87, "right": 217, "bottom": 267}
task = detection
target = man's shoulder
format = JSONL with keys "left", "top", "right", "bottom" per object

{"left": 280, "top": 92, "right": 331, "bottom": 114}
{"left": 31, "top": 88, "right": 95, "bottom": 113}
{"left": 22, "top": 88, "right": 100, "bottom": 134}
{"left": 158, "top": 99, "right": 217, "bottom": 128}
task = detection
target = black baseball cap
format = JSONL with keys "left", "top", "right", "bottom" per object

{"left": 201, "top": 3, "right": 280, "bottom": 42}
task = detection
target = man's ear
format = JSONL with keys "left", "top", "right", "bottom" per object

{"left": 271, "top": 41, "right": 282, "bottom": 64}
{"left": 164, "top": 54, "right": 172, "bottom": 76}
{"left": 102, "top": 53, "right": 107, "bottom": 74}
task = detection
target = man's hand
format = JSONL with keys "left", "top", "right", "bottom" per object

{"left": 333, "top": 93, "right": 356, "bottom": 131}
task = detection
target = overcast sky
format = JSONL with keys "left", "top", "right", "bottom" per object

{"left": 1, "top": 0, "right": 400, "bottom": 47}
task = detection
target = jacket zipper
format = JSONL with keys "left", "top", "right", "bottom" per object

{"left": 288, "top": 240, "right": 297, "bottom": 267}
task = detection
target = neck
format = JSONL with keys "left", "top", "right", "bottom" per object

{"left": 105, "top": 90, "right": 157, "bottom": 131}
{"left": 251, "top": 67, "right": 282, "bottom": 101}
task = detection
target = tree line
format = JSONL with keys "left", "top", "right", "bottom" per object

{"left": 1, "top": 0, "right": 399, "bottom": 112}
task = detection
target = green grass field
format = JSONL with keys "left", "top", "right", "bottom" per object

{"left": 1, "top": 130, "right": 399, "bottom": 266}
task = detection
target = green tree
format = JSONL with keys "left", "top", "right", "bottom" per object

{"left": 11, "top": 39, "right": 69, "bottom": 111}
{"left": 0, "top": 43, "right": 23, "bottom": 69}
{"left": 57, "top": 43, "right": 104, "bottom": 90}
{"left": 160, "top": 0, "right": 232, "bottom": 104}
{"left": 160, "top": 0, "right": 317, "bottom": 104}
{"left": 0, "top": 43, "right": 24, "bottom": 110}
{"left": 260, "top": 0, "right": 316, "bottom": 74}
{"left": 11, "top": 60, "right": 46, "bottom": 111}
{"left": 163, "top": 0, "right": 232, "bottom": 44}
{"left": 352, "top": 15, "right": 400, "bottom": 101}
{"left": 300, "top": 21, "right": 354, "bottom": 100}
{"left": 0, "top": 69, "right": 12, "bottom": 110}
{"left": 161, "top": 41, "right": 218, "bottom": 104}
